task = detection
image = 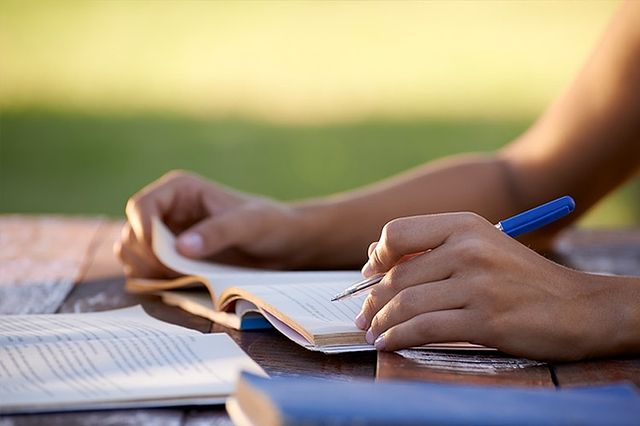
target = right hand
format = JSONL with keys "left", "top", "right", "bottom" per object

{"left": 114, "top": 170, "right": 311, "bottom": 278}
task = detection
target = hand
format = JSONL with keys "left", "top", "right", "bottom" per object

{"left": 115, "top": 170, "right": 312, "bottom": 278}
{"left": 354, "top": 212, "right": 630, "bottom": 361}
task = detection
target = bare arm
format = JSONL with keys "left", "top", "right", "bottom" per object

{"left": 297, "top": 0, "right": 640, "bottom": 267}
{"left": 118, "top": 1, "right": 640, "bottom": 277}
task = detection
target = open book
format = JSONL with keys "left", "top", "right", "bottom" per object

{"left": 0, "top": 306, "right": 265, "bottom": 414}
{"left": 126, "top": 219, "right": 484, "bottom": 354}
{"left": 126, "top": 219, "right": 370, "bottom": 353}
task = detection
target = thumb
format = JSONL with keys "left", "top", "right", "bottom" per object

{"left": 176, "top": 206, "right": 264, "bottom": 258}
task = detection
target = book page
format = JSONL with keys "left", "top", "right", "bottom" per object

{"left": 260, "top": 309, "right": 373, "bottom": 353}
{"left": 0, "top": 306, "right": 265, "bottom": 413}
{"left": 152, "top": 218, "right": 361, "bottom": 296}
{"left": 241, "top": 280, "right": 368, "bottom": 338}
{"left": 0, "top": 306, "right": 198, "bottom": 345}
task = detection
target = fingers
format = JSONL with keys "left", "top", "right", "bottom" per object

{"left": 355, "top": 246, "right": 455, "bottom": 329}
{"left": 125, "top": 174, "right": 177, "bottom": 246}
{"left": 115, "top": 223, "right": 177, "bottom": 278}
{"left": 367, "top": 242, "right": 378, "bottom": 257}
{"left": 175, "top": 202, "right": 271, "bottom": 259}
{"left": 367, "top": 278, "right": 470, "bottom": 340}
{"left": 372, "top": 309, "right": 478, "bottom": 351}
{"left": 362, "top": 212, "right": 490, "bottom": 277}
{"left": 125, "top": 170, "right": 207, "bottom": 247}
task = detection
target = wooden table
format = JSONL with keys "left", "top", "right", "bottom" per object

{"left": 1, "top": 217, "right": 639, "bottom": 425}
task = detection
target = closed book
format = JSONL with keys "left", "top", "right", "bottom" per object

{"left": 227, "top": 371, "right": 640, "bottom": 426}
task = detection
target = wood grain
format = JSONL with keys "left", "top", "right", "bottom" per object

{"left": 377, "top": 351, "right": 553, "bottom": 387}
{"left": 552, "top": 358, "right": 640, "bottom": 388}
{"left": 2, "top": 218, "right": 639, "bottom": 426}
{"left": 213, "top": 324, "right": 376, "bottom": 380}
{"left": 0, "top": 216, "right": 103, "bottom": 314}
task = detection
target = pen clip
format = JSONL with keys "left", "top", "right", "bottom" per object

{"left": 498, "top": 195, "right": 575, "bottom": 238}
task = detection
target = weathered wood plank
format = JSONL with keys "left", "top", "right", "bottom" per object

{"left": 76, "top": 220, "right": 124, "bottom": 283}
{"left": 1, "top": 410, "right": 184, "bottom": 426}
{"left": 377, "top": 350, "right": 553, "bottom": 387}
{"left": 0, "top": 215, "right": 103, "bottom": 314}
{"left": 553, "top": 358, "right": 640, "bottom": 388}
{"left": 213, "top": 324, "right": 376, "bottom": 381}
{"left": 181, "top": 408, "right": 234, "bottom": 426}
{"left": 552, "top": 228, "right": 640, "bottom": 276}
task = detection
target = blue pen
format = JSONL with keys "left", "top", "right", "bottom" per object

{"left": 331, "top": 196, "right": 576, "bottom": 301}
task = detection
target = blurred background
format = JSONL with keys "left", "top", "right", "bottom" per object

{"left": 1, "top": 0, "right": 637, "bottom": 226}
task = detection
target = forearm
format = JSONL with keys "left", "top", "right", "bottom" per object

{"left": 500, "top": 0, "right": 640, "bottom": 226}
{"left": 292, "top": 153, "right": 519, "bottom": 268}
{"left": 289, "top": 1, "right": 640, "bottom": 269}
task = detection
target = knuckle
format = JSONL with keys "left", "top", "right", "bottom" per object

{"left": 162, "top": 169, "right": 202, "bottom": 188}
{"left": 125, "top": 194, "right": 151, "bottom": 218}
{"left": 370, "top": 308, "right": 392, "bottom": 335}
{"left": 455, "top": 237, "right": 488, "bottom": 263}
{"left": 394, "top": 287, "right": 417, "bottom": 308}
{"left": 455, "top": 211, "right": 485, "bottom": 231}
{"left": 380, "top": 219, "right": 403, "bottom": 250}
{"left": 125, "top": 196, "right": 139, "bottom": 215}
{"left": 120, "top": 223, "right": 132, "bottom": 240}
{"left": 164, "top": 169, "right": 191, "bottom": 181}
{"left": 369, "top": 246, "right": 386, "bottom": 270}
{"left": 384, "top": 266, "right": 404, "bottom": 292}
{"left": 365, "top": 289, "right": 380, "bottom": 311}
{"left": 364, "top": 291, "right": 383, "bottom": 317}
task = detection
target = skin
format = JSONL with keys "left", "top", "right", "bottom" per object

{"left": 116, "top": 1, "right": 640, "bottom": 360}
{"left": 355, "top": 213, "right": 640, "bottom": 360}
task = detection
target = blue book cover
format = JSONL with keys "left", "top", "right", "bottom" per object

{"left": 239, "top": 313, "right": 272, "bottom": 330}
{"left": 231, "top": 371, "right": 640, "bottom": 426}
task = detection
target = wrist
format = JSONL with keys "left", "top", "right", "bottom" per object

{"left": 580, "top": 272, "right": 640, "bottom": 358}
{"left": 289, "top": 198, "right": 360, "bottom": 269}
{"left": 609, "top": 276, "right": 640, "bottom": 355}
{"left": 289, "top": 200, "right": 337, "bottom": 266}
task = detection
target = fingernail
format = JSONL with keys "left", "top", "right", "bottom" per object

{"left": 178, "top": 232, "right": 203, "bottom": 255}
{"left": 373, "top": 333, "right": 386, "bottom": 350}
{"left": 365, "top": 328, "right": 375, "bottom": 344}
{"left": 354, "top": 311, "right": 367, "bottom": 330}
{"left": 361, "top": 261, "right": 372, "bottom": 277}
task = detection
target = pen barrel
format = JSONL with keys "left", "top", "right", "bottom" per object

{"left": 498, "top": 196, "right": 575, "bottom": 238}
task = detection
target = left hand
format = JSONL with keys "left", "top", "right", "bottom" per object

{"left": 354, "top": 212, "right": 618, "bottom": 361}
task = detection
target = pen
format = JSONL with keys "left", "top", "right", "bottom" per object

{"left": 331, "top": 195, "right": 576, "bottom": 302}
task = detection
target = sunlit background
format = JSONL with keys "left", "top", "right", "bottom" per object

{"left": 1, "top": 0, "right": 637, "bottom": 226}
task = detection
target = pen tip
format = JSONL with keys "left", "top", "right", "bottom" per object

{"left": 330, "top": 293, "right": 343, "bottom": 302}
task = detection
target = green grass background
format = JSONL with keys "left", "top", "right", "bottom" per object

{"left": 2, "top": 109, "right": 638, "bottom": 225}
{"left": 1, "top": 1, "right": 637, "bottom": 225}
